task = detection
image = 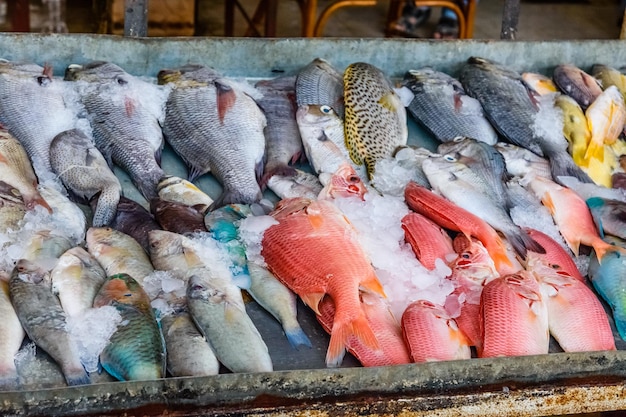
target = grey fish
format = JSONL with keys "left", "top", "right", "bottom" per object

{"left": 494, "top": 142, "right": 552, "bottom": 180}
{"left": 160, "top": 312, "right": 219, "bottom": 377}
{"left": 344, "top": 62, "right": 408, "bottom": 179}
{"left": 49, "top": 128, "right": 121, "bottom": 227}
{"left": 267, "top": 169, "right": 323, "bottom": 200}
{"left": 422, "top": 154, "right": 543, "bottom": 258}
{"left": 255, "top": 76, "right": 304, "bottom": 184}
{"left": 64, "top": 61, "right": 166, "bottom": 201}
{"left": 295, "top": 58, "right": 345, "bottom": 119}
{"left": 402, "top": 68, "right": 498, "bottom": 145}
{"left": 158, "top": 65, "right": 265, "bottom": 209}
{"left": 393, "top": 146, "right": 432, "bottom": 189}
{"left": 187, "top": 266, "right": 273, "bottom": 373}
{"left": 586, "top": 197, "right": 626, "bottom": 240}
{"left": 438, "top": 136, "right": 510, "bottom": 209}
{"left": 0, "top": 180, "right": 26, "bottom": 234}
{"left": 9, "top": 259, "right": 89, "bottom": 386}
{"left": 553, "top": 64, "right": 602, "bottom": 109}
{"left": 0, "top": 61, "right": 80, "bottom": 177}
{"left": 460, "top": 57, "right": 592, "bottom": 184}
{"left": 0, "top": 278, "right": 24, "bottom": 390}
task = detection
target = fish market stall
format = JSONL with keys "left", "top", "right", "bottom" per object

{"left": 1, "top": 33, "right": 626, "bottom": 416}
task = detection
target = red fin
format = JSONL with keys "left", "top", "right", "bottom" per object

{"left": 360, "top": 271, "right": 386, "bottom": 298}
{"left": 215, "top": 81, "right": 236, "bottom": 125}
{"left": 301, "top": 292, "right": 325, "bottom": 314}
{"left": 326, "top": 313, "right": 379, "bottom": 367}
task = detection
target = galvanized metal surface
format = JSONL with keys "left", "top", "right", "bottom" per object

{"left": 0, "top": 33, "right": 625, "bottom": 416}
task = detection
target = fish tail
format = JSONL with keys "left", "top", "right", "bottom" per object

{"left": 326, "top": 310, "right": 379, "bottom": 367}
{"left": 63, "top": 366, "right": 91, "bottom": 386}
{"left": 484, "top": 237, "right": 513, "bottom": 271}
{"left": 504, "top": 228, "right": 546, "bottom": 259}
{"left": 595, "top": 243, "right": 626, "bottom": 264}
{"left": 546, "top": 149, "right": 594, "bottom": 184}
{"left": 135, "top": 169, "right": 163, "bottom": 201}
{"left": 583, "top": 139, "right": 605, "bottom": 164}
{"left": 91, "top": 186, "right": 121, "bottom": 227}
{"left": 284, "top": 325, "right": 313, "bottom": 350}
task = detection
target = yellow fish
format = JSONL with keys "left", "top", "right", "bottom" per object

{"left": 555, "top": 94, "right": 590, "bottom": 166}
{"left": 522, "top": 72, "right": 558, "bottom": 96}
{"left": 584, "top": 86, "right": 626, "bottom": 164}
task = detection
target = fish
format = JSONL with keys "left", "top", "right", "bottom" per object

{"left": 317, "top": 292, "right": 411, "bottom": 367}
{"left": 521, "top": 72, "right": 558, "bottom": 95}
{"left": 583, "top": 86, "right": 626, "bottom": 177}
{"left": 402, "top": 68, "right": 498, "bottom": 145}
{"left": 0, "top": 61, "right": 80, "bottom": 177}
{"left": 266, "top": 169, "right": 323, "bottom": 200}
{"left": 49, "top": 128, "right": 121, "bottom": 227}
{"left": 295, "top": 104, "right": 355, "bottom": 179}
{"left": 187, "top": 266, "right": 273, "bottom": 373}
{"left": 148, "top": 229, "right": 199, "bottom": 277}
{"left": 524, "top": 174, "right": 623, "bottom": 260}
{"left": 438, "top": 136, "right": 511, "bottom": 209}
{"left": 392, "top": 146, "right": 433, "bottom": 189}
{"left": 150, "top": 198, "right": 207, "bottom": 235}
{"left": 157, "top": 175, "right": 214, "bottom": 214}
{"left": 401, "top": 299, "right": 471, "bottom": 362}
{"left": 21, "top": 230, "right": 73, "bottom": 271}
{"left": 404, "top": 181, "right": 512, "bottom": 273}
{"left": 523, "top": 227, "right": 584, "bottom": 281}
{"left": 0, "top": 180, "right": 26, "bottom": 234}
{"left": 479, "top": 271, "right": 549, "bottom": 358}
{"left": 86, "top": 227, "right": 154, "bottom": 285}
{"left": 554, "top": 94, "right": 590, "bottom": 167}
{"left": 64, "top": 61, "right": 166, "bottom": 201}
{"left": 401, "top": 211, "right": 455, "bottom": 271}
{"left": 247, "top": 263, "right": 312, "bottom": 349}
{"left": 317, "top": 162, "right": 368, "bottom": 200}
{"left": 553, "top": 64, "right": 603, "bottom": 109}
{"left": 558, "top": 175, "right": 626, "bottom": 203}
{"left": 254, "top": 75, "right": 304, "bottom": 183}
{"left": 160, "top": 312, "right": 219, "bottom": 377}
{"left": 586, "top": 196, "right": 626, "bottom": 240}
{"left": 494, "top": 142, "right": 553, "bottom": 181}
{"left": 343, "top": 62, "right": 408, "bottom": 179}
{"left": 93, "top": 273, "right": 165, "bottom": 381}
{"left": 446, "top": 235, "right": 501, "bottom": 348}
{"left": 37, "top": 182, "right": 87, "bottom": 245}
{"left": 0, "top": 128, "right": 51, "bottom": 212}
{"left": 9, "top": 259, "right": 90, "bottom": 386}
{"left": 103, "top": 196, "right": 162, "bottom": 254}
{"left": 295, "top": 58, "right": 345, "bottom": 119}
{"left": 261, "top": 197, "right": 385, "bottom": 366}
{"left": 526, "top": 254, "right": 615, "bottom": 352}
{"left": 460, "top": 57, "right": 592, "bottom": 184}
{"left": 422, "top": 154, "right": 543, "bottom": 259}
{"left": 158, "top": 64, "right": 265, "bottom": 209}
{"left": 50, "top": 246, "right": 107, "bottom": 317}
{"left": 588, "top": 235, "right": 626, "bottom": 340}
{"left": 592, "top": 63, "right": 626, "bottom": 100}
{"left": 0, "top": 277, "right": 24, "bottom": 390}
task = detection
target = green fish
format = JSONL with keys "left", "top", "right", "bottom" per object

{"left": 343, "top": 62, "right": 407, "bottom": 179}
{"left": 93, "top": 273, "right": 165, "bottom": 381}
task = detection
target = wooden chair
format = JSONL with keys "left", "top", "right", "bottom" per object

{"left": 385, "top": 0, "right": 478, "bottom": 38}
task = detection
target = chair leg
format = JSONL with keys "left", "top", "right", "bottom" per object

{"left": 313, "top": 0, "right": 377, "bottom": 36}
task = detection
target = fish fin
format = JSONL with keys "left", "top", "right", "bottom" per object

{"left": 583, "top": 139, "right": 605, "bottom": 164}
{"left": 64, "top": 367, "right": 91, "bottom": 386}
{"left": 215, "top": 80, "right": 236, "bottom": 125}
{"left": 155, "top": 147, "right": 163, "bottom": 167}
{"left": 594, "top": 243, "right": 626, "bottom": 264}
{"left": 284, "top": 326, "right": 313, "bottom": 350}
{"left": 305, "top": 208, "right": 325, "bottom": 229}
{"left": 545, "top": 149, "right": 594, "bottom": 184}
{"left": 359, "top": 271, "right": 386, "bottom": 298}
{"left": 326, "top": 312, "right": 379, "bottom": 367}
{"left": 260, "top": 164, "right": 297, "bottom": 188}
{"left": 378, "top": 91, "right": 400, "bottom": 112}
{"left": 101, "top": 361, "right": 126, "bottom": 382}
{"left": 300, "top": 292, "right": 325, "bottom": 314}
{"left": 187, "top": 165, "right": 206, "bottom": 183}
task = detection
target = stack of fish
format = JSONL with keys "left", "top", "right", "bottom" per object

{"left": 0, "top": 53, "right": 626, "bottom": 390}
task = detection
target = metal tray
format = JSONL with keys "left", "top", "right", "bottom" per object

{"left": 1, "top": 33, "right": 626, "bottom": 416}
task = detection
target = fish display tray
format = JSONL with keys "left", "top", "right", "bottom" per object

{"left": 2, "top": 33, "right": 626, "bottom": 416}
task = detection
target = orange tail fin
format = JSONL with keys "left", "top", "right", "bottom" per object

{"left": 326, "top": 312, "right": 379, "bottom": 367}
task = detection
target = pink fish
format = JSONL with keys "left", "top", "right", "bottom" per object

{"left": 317, "top": 292, "right": 411, "bottom": 367}
{"left": 262, "top": 197, "right": 385, "bottom": 366}
{"left": 446, "top": 235, "right": 499, "bottom": 348}
{"left": 318, "top": 162, "right": 368, "bottom": 200}
{"left": 524, "top": 227, "right": 584, "bottom": 282}
{"left": 527, "top": 255, "right": 616, "bottom": 352}
{"left": 401, "top": 211, "right": 455, "bottom": 270}
{"left": 401, "top": 300, "right": 471, "bottom": 362}
{"left": 479, "top": 271, "right": 549, "bottom": 358}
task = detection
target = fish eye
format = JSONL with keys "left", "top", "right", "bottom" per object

{"left": 461, "top": 252, "right": 471, "bottom": 259}
{"left": 116, "top": 76, "right": 128, "bottom": 86}
{"left": 453, "top": 136, "right": 464, "bottom": 142}
{"left": 320, "top": 105, "right": 332, "bottom": 114}
{"left": 348, "top": 175, "right": 360, "bottom": 183}
{"left": 124, "top": 293, "right": 132, "bottom": 297}
{"left": 443, "top": 154, "right": 456, "bottom": 162}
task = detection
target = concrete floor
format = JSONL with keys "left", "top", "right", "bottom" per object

{"left": 5, "top": 0, "right": 623, "bottom": 40}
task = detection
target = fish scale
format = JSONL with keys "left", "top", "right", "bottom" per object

{"left": 344, "top": 62, "right": 407, "bottom": 179}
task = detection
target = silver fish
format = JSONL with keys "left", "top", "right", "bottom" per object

{"left": 158, "top": 65, "right": 265, "bottom": 209}
{"left": 295, "top": 58, "right": 344, "bottom": 119}
{"left": 267, "top": 169, "right": 323, "bottom": 200}
{"left": 402, "top": 68, "right": 498, "bottom": 145}
{"left": 255, "top": 76, "right": 304, "bottom": 183}
{"left": 64, "top": 61, "right": 166, "bottom": 201}
{"left": 0, "top": 180, "right": 26, "bottom": 234}
{"left": 553, "top": 64, "right": 603, "bottom": 109}
{"left": 187, "top": 266, "right": 273, "bottom": 373}
{"left": 494, "top": 142, "right": 552, "bottom": 180}
{"left": 9, "top": 259, "right": 89, "bottom": 386}
{"left": 460, "top": 57, "right": 592, "bottom": 184}
{"left": 49, "top": 128, "right": 121, "bottom": 227}
{"left": 0, "top": 61, "right": 80, "bottom": 177}
{"left": 157, "top": 175, "right": 214, "bottom": 214}
{"left": 0, "top": 277, "right": 24, "bottom": 390}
